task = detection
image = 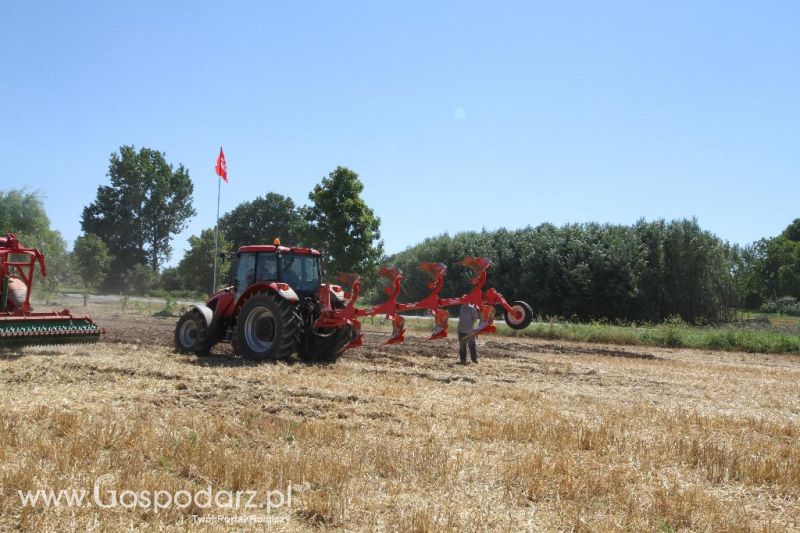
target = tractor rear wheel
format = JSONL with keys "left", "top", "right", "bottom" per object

{"left": 174, "top": 309, "right": 212, "bottom": 356}
{"left": 504, "top": 300, "right": 533, "bottom": 330}
{"left": 234, "top": 292, "right": 298, "bottom": 361}
{"left": 297, "top": 326, "right": 356, "bottom": 363}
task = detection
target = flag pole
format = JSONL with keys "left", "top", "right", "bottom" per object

{"left": 212, "top": 166, "right": 221, "bottom": 295}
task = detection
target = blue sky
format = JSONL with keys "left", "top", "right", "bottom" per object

{"left": 1, "top": 1, "right": 798, "bottom": 266}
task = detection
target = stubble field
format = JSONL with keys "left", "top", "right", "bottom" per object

{"left": 1, "top": 305, "right": 799, "bottom": 531}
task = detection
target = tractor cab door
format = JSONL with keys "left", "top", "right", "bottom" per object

{"left": 235, "top": 252, "right": 279, "bottom": 299}
{"left": 235, "top": 253, "right": 256, "bottom": 299}
{"left": 256, "top": 253, "right": 278, "bottom": 282}
{"left": 279, "top": 254, "right": 321, "bottom": 295}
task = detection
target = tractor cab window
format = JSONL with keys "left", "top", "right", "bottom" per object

{"left": 235, "top": 253, "right": 256, "bottom": 296}
{"left": 280, "top": 254, "right": 320, "bottom": 293}
{"left": 236, "top": 251, "right": 320, "bottom": 294}
{"left": 256, "top": 253, "right": 278, "bottom": 282}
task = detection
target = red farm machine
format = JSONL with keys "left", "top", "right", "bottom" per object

{"left": 0, "top": 233, "right": 103, "bottom": 347}
{"left": 175, "top": 240, "right": 533, "bottom": 362}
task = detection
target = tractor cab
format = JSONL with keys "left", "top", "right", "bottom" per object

{"left": 234, "top": 245, "right": 322, "bottom": 299}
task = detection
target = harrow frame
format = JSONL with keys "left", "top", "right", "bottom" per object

{"left": 1, "top": 233, "right": 103, "bottom": 347}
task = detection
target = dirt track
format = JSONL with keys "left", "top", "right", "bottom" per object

{"left": 1, "top": 306, "right": 799, "bottom": 531}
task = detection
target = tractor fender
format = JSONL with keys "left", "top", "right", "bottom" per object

{"left": 234, "top": 282, "right": 299, "bottom": 314}
{"left": 273, "top": 283, "right": 299, "bottom": 302}
{"left": 190, "top": 304, "right": 215, "bottom": 328}
{"left": 207, "top": 288, "right": 235, "bottom": 317}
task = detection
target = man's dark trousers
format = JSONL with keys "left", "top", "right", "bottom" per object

{"left": 458, "top": 332, "right": 477, "bottom": 363}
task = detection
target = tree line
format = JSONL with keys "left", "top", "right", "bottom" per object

{"left": 386, "top": 217, "right": 800, "bottom": 322}
{"left": 731, "top": 219, "right": 800, "bottom": 315}
{"left": 1, "top": 143, "right": 798, "bottom": 323}
{"left": 389, "top": 220, "right": 740, "bottom": 323}
{"left": 1, "top": 146, "right": 383, "bottom": 296}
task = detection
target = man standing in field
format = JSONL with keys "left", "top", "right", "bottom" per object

{"left": 458, "top": 303, "right": 480, "bottom": 364}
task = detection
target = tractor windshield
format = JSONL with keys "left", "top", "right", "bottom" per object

{"left": 235, "top": 251, "right": 320, "bottom": 295}
{"left": 280, "top": 254, "right": 321, "bottom": 293}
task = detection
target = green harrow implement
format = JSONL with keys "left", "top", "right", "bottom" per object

{"left": 1, "top": 233, "right": 104, "bottom": 349}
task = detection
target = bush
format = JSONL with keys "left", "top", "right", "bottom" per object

{"left": 491, "top": 318, "right": 800, "bottom": 355}
{"left": 658, "top": 315, "right": 687, "bottom": 348}
{"left": 152, "top": 296, "right": 179, "bottom": 317}
{"left": 160, "top": 267, "right": 183, "bottom": 292}
{"left": 163, "top": 296, "right": 177, "bottom": 316}
{"left": 125, "top": 264, "right": 160, "bottom": 295}
{"left": 760, "top": 296, "right": 800, "bottom": 316}
{"left": 148, "top": 289, "right": 204, "bottom": 301}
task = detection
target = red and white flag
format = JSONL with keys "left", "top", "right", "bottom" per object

{"left": 215, "top": 147, "right": 228, "bottom": 183}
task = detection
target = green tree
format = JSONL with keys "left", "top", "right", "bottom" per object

{"left": 304, "top": 166, "right": 383, "bottom": 278}
{"left": 758, "top": 235, "right": 800, "bottom": 299}
{"left": 159, "top": 267, "right": 183, "bottom": 292}
{"left": 34, "top": 231, "right": 72, "bottom": 303}
{"left": 220, "top": 192, "right": 307, "bottom": 250}
{"left": 125, "top": 264, "right": 160, "bottom": 295}
{"left": 730, "top": 243, "right": 762, "bottom": 308}
{"left": 390, "top": 218, "right": 737, "bottom": 323}
{"left": 177, "top": 228, "right": 232, "bottom": 295}
{"left": 72, "top": 233, "right": 112, "bottom": 289}
{"left": 0, "top": 189, "right": 72, "bottom": 301}
{"left": 659, "top": 218, "right": 736, "bottom": 323}
{"left": 81, "top": 146, "right": 196, "bottom": 291}
{"left": 735, "top": 219, "right": 800, "bottom": 304}
{"left": 0, "top": 189, "right": 52, "bottom": 238}
{"left": 782, "top": 218, "right": 800, "bottom": 242}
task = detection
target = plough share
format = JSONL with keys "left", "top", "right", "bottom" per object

{"left": 315, "top": 256, "right": 533, "bottom": 349}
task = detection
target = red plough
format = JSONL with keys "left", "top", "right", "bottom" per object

{"left": 315, "top": 257, "right": 533, "bottom": 349}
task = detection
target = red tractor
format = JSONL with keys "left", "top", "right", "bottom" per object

{"left": 174, "top": 241, "right": 533, "bottom": 362}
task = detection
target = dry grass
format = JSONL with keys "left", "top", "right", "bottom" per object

{"left": 1, "top": 321, "right": 799, "bottom": 531}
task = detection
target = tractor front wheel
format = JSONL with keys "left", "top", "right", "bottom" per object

{"left": 234, "top": 292, "right": 298, "bottom": 361}
{"left": 174, "top": 309, "right": 212, "bottom": 356}
{"left": 504, "top": 300, "right": 533, "bottom": 330}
